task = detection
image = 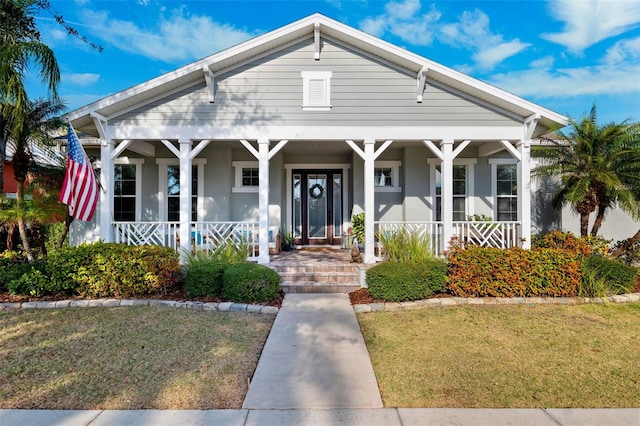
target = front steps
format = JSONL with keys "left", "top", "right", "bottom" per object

{"left": 272, "top": 263, "right": 364, "bottom": 293}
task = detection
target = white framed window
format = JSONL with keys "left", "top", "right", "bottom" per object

{"left": 232, "top": 161, "right": 259, "bottom": 193}
{"left": 374, "top": 160, "right": 402, "bottom": 192}
{"left": 301, "top": 71, "right": 332, "bottom": 111}
{"left": 156, "top": 159, "right": 206, "bottom": 221}
{"left": 428, "top": 158, "right": 476, "bottom": 221}
{"left": 490, "top": 158, "right": 518, "bottom": 221}
{"left": 113, "top": 158, "right": 144, "bottom": 222}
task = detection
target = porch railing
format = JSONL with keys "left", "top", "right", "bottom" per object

{"left": 452, "top": 221, "right": 520, "bottom": 249}
{"left": 375, "top": 221, "right": 443, "bottom": 256}
{"left": 113, "top": 221, "right": 260, "bottom": 260}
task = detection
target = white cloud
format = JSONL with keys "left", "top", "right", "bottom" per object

{"left": 542, "top": 0, "right": 640, "bottom": 53}
{"left": 602, "top": 36, "right": 640, "bottom": 65}
{"left": 359, "top": 1, "right": 528, "bottom": 70}
{"left": 359, "top": 0, "right": 441, "bottom": 46}
{"left": 62, "top": 72, "right": 100, "bottom": 86}
{"left": 78, "top": 7, "right": 257, "bottom": 62}
{"left": 438, "top": 10, "right": 530, "bottom": 71}
{"left": 529, "top": 56, "right": 555, "bottom": 69}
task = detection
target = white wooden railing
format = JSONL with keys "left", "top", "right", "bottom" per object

{"left": 113, "top": 221, "right": 259, "bottom": 260}
{"left": 375, "top": 221, "right": 443, "bottom": 256}
{"left": 452, "top": 221, "right": 520, "bottom": 249}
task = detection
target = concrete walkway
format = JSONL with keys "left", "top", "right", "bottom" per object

{"left": 242, "top": 293, "right": 383, "bottom": 409}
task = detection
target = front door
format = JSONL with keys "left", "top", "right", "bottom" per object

{"left": 292, "top": 170, "right": 343, "bottom": 245}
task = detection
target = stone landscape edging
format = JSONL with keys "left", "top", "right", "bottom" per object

{"left": 0, "top": 298, "right": 279, "bottom": 314}
{"left": 1, "top": 292, "right": 639, "bottom": 314}
{"left": 353, "top": 292, "right": 640, "bottom": 313}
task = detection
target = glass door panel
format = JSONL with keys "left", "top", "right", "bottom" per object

{"left": 307, "top": 174, "right": 327, "bottom": 239}
{"left": 293, "top": 174, "right": 302, "bottom": 238}
{"left": 333, "top": 175, "right": 342, "bottom": 238}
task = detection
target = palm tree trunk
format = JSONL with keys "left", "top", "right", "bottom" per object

{"left": 580, "top": 213, "right": 590, "bottom": 237}
{"left": 611, "top": 229, "right": 640, "bottom": 258}
{"left": 15, "top": 179, "right": 35, "bottom": 262}
{"left": 591, "top": 206, "right": 606, "bottom": 236}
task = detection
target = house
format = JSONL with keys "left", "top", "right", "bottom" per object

{"left": 66, "top": 13, "right": 570, "bottom": 264}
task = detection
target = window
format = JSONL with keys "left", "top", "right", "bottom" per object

{"left": 490, "top": 159, "right": 518, "bottom": 221}
{"left": 157, "top": 159, "right": 206, "bottom": 222}
{"left": 233, "top": 161, "right": 259, "bottom": 193}
{"left": 429, "top": 159, "right": 476, "bottom": 221}
{"left": 301, "top": 71, "right": 332, "bottom": 111}
{"left": 374, "top": 161, "right": 401, "bottom": 192}
{"left": 113, "top": 158, "right": 144, "bottom": 221}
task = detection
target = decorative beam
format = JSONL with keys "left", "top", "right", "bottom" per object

{"left": 314, "top": 22, "right": 320, "bottom": 60}
{"left": 500, "top": 140, "right": 521, "bottom": 161}
{"left": 127, "top": 141, "right": 155, "bottom": 157}
{"left": 423, "top": 140, "right": 443, "bottom": 160}
{"left": 416, "top": 66, "right": 428, "bottom": 103}
{"left": 190, "top": 140, "right": 211, "bottom": 160}
{"left": 203, "top": 66, "right": 215, "bottom": 103}
{"left": 90, "top": 112, "right": 108, "bottom": 140}
{"left": 110, "top": 140, "right": 132, "bottom": 160}
{"left": 373, "top": 140, "right": 394, "bottom": 160}
{"left": 240, "top": 139, "right": 260, "bottom": 159}
{"left": 452, "top": 140, "right": 471, "bottom": 159}
{"left": 524, "top": 113, "right": 540, "bottom": 142}
{"left": 268, "top": 140, "right": 289, "bottom": 160}
{"left": 161, "top": 139, "right": 180, "bottom": 158}
{"left": 345, "top": 140, "right": 365, "bottom": 160}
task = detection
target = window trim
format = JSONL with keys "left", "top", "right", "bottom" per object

{"left": 489, "top": 158, "right": 518, "bottom": 221}
{"left": 232, "top": 161, "right": 259, "bottom": 193}
{"left": 428, "top": 158, "right": 476, "bottom": 221}
{"left": 156, "top": 158, "right": 206, "bottom": 221}
{"left": 374, "top": 160, "right": 402, "bottom": 193}
{"left": 301, "top": 71, "right": 332, "bottom": 111}
{"left": 114, "top": 157, "right": 144, "bottom": 222}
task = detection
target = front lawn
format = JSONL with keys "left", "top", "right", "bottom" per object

{"left": 0, "top": 307, "right": 274, "bottom": 409}
{"left": 358, "top": 303, "right": 640, "bottom": 408}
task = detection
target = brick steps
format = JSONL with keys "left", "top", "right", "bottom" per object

{"left": 271, "top": 263, "right": 363, "bottom": 293}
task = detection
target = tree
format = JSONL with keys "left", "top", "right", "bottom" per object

{"left": 4, "top": 97, "right": 66, "bottom": 261}
{"left": 0, "top": 0, "right": 60, "bottom": 195}
{"left": 533, "top": 105, "right": 640, "bottom": 237}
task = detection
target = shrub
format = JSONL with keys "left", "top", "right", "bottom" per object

{"left": 377, "top": 228, "right": 434, "bottom": 263}
{"left": 46, "top": 242, "right": 180, "bottom": 298}
{"left": 580, "top": 256, "right": 637, "bottom": 297}
{"left": 612, "top": 238, "right": 640, "bottom": 266}
{"left": 185, "top": 261, "right": 228, "bottom": 298}
{"left": 447, "top": 246, "right": 581, "bottom": 297}
{"left": 7, "top": 263, "right": 50, "bottom": 296}
{"left": 222, "top": 263, "right": 280, "bottom": 304}
{"left": 183, "top": 239, "right": 251, "bottom": 266}
{"left": 0, "top": 251, "right": 24, "bottom": 292}
{"left": 532, "top": 230, "right": 609, "bottom": 256}
{"left": 367, "top": 259, "right": 447, "bottom": 302}
{"left": 352, "top": 213, "right": 364, "bottom": 245}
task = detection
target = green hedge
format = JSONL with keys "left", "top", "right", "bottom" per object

{"left": 222, "top": 263, "right": 280, "bottom": 304}
{"left": 366, "top": 259, "right": 447, "bottom": 302}
{"left": 447, "top": 246, "right": 581, "bottom": 297}
{"left": 185, "top": 261, "right": 228, "bottom": 298}
{"left": 5, "top": 243, "right": 180, "bottom": 298}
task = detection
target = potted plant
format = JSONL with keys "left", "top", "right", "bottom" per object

{"left": 281, "top": 229, "right": 294, "bottom": 251}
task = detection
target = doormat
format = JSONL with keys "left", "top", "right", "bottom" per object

{"left": 299, "top": 246, "right": 335, "bottom": 252}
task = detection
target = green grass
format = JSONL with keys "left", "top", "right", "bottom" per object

{"left": 0, "top": 307, "right": 274, "bottom": 409}
{"left": 358, "top": 303, "right": 640, "bottom": 408}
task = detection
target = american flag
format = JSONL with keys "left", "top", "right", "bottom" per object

{"left": 59, "top": 123, "right": 99, "bottom": 221}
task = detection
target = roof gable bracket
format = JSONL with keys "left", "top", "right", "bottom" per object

{"left": 314, "top": 22, "right": 321, "bottom": 60}
{"left": 524, "top": 113, "right": 540, "bottom": 142}
{"left": 203, "top": 66, "right": 215, "bottom": 103}
{"left": 416, "top": 66, "right": 428, "bottom": 103}
{"left": 90, "top": 112, "right": 108, "bottom": 140}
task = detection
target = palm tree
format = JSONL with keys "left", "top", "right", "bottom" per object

{"left": 533, "top": 105, "right": 640, "bottom": 237}
{"left": 0, "top": 0, "right": 60, "bottom": 195}
{"left": 5, "top": 97, "right": 66, "bottom": 261}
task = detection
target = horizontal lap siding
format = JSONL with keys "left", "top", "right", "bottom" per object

{"left": 113, "top": 39, "right": 517, "bottom": 128}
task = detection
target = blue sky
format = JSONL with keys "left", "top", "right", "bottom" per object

{"left": 28, "top": 0, "right": 640, "bottom": 125}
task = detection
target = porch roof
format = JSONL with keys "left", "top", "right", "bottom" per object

{"left": 67, "top": 13, "right": 567, "bottom": 138}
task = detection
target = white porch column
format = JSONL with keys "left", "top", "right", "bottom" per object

{"left": 179, "top": 139, "right": 192, "bottom": 256}
{"left": 99, "top": 140, "right": 114, "bottom": 242}
{"left": 518, "top": 140, "right": 532, "bottom": 249}
{"left": 258, "top": 138, "right": 270, "bottom": 264}
{"left": 441, "top": 139, "right": 454, "bottom": 250}
{"left": 363, "top": 138, "right": 376, "bottom": 263}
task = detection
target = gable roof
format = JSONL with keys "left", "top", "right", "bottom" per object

{"left": 68, "top": 13, "right": 567, "bottom": 137}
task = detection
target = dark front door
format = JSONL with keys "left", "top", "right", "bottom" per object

{"left": 293, "top": 170, "right": 343, "bottom": 245}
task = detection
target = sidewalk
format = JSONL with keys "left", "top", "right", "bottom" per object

{"left": 1, "top": 408, "right": 638, "bottom": 425}
{"left": 242, "top": 293, "right": 383, "bottom": 409}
